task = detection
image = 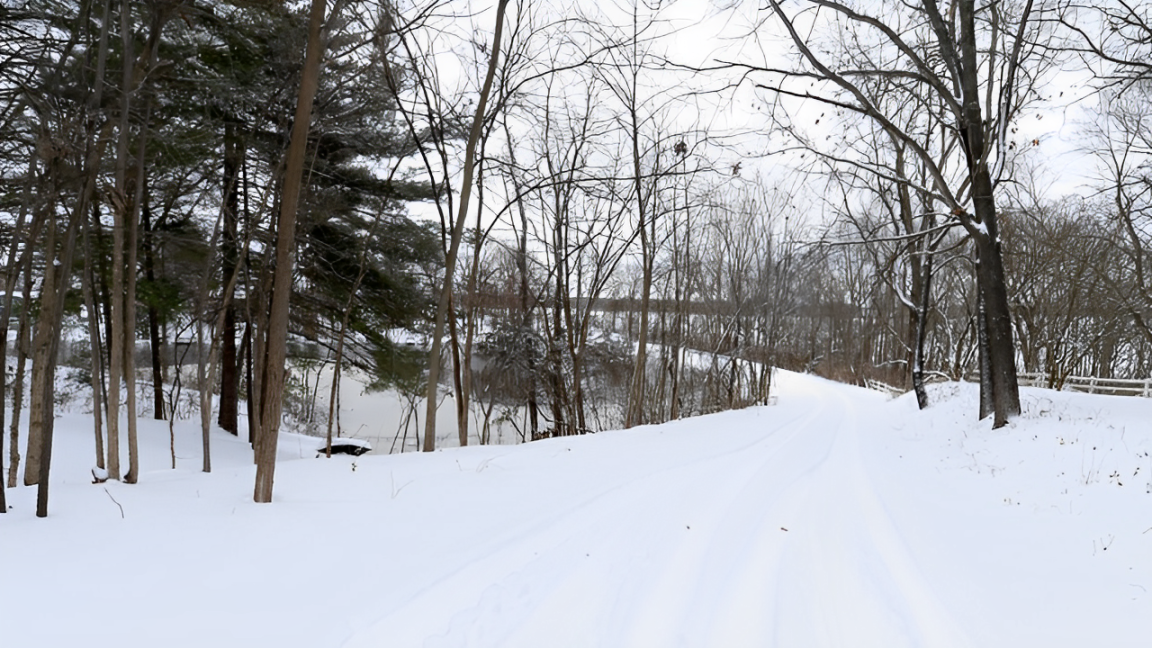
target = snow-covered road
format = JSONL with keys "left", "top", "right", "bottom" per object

{"left": 3, "top": 370, "right": 1150, "bottom": 647}
{"left": 344, "top": 373, "right": 969, "bottom": 648}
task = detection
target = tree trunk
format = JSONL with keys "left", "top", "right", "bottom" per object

{"left": 141, "top": 184, "right": 165, "bottom": 420}
{"left": 83, "top": 205, "right": 107, "bottom": 467}
{"left": 197, "top": 317, "right": 211, "bottom": 473}
{"left": 28, "top": 221, "right": 60, "bottom": 496}
{"left": 954, "top": 0, "right": 1020, "bottom": 427}
{"left": 505, "top": 129, "right": 539, "bottom": 438}
{"left": 254, "top": 0, "right": 328, "bottom": 502}
{"left": 0, "top": 154, "right": 44, "bottom": 501}
{"left": 459, "top": 188, "right": 490, "bottom": 447}
{"left": 626, "top": 230, "right": 653, "bottom": 428}
{"left": 34, "top": 203, "right": 84, "bottom": 517}
{"left": 251, "top": 281, "right": 267, "bottom": 451}
{"left": 624, "top": 31, "right": 653, "bottom": 427}
{"left": 447, "top": 305, "right": 467, "bottom": 445}
{"left": 423, "top": 0, "right": 509, "bottom": 451}
{"left": 243, "top": 320, "right": 256, "bottom": 444}
{"left": 25, "top": 182, "right": 62, "bottom": 488}
{"left": 8, "top": 266, "right": 33, "bottom": 488}
{"left": 26, "top": 150, "right": 83, "bottom": 508}
{"left": 123, "top": 104, "right": 149, "bottom": 483}
{"left": 218, "top": 120, "right": 242, "bottom": 434}
{"left": 105, "top": 0, "right": 135, "bottom": 483}
{"left": 912, "top": 240, "right": 934, "bottom": 410}
{"left": 973, "top": 226, "right": 1020, "bottom": 426}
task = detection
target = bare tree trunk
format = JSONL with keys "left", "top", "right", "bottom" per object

{"left": 218, "top": 120, "right": 242, "bottom": 434}
{"left": 105, "top": 0, "right": 136, "bottom": 483}
{"left": 32, "top": 186, "right": 84, "bottom": 515}
{"left": 520, "top": 248, "right": 539, "bottom": 437}
{"left": 422, "top": 0, "right": 510, "bottom": 451}
{"left": 123, "top": 100, "right": 151, "bottom": 484}
{"left": 195, "top": 192, "right": 248, "bottom": 473}
{"left": 0, "top": 154, "right": 44, "bottom": 499}
{"left": 623, "top": 5, "right": 653, "bottom": 428}
{"left": 447, "top": 305, "right": 467, "bottom": 444}
{"left": 141, "top": 185, "right": 165, "bottom": 420}
{"left": 976, "top": 288, "right": 993, "bottom": 419}
{"left": 549, "top": 290, "right": 566, "bottom": 435}
{"left": 25, "top": 177, "right": 63, "bottom": 488}
{"left": 83, "top": 205, "right": 107, "bottom": 467}
{"left": 626, "top": 218, "right": 654, "bottom": 428}
{"left": 668, "top": 181, "right": 689, "bottom": 420}
{"left": 458, "top": 185, "right": 488, "bottom": 447}
{"left": 956, "top": 0, "right": 1020, "bottom": 426}
{"left": 974, "top": 230, "right": 1020, "bottom": 424}
{"left": 8, "top": 266, "right": 33, "bottom": 488}
{"left": 324, "top": 339, "right": 345, "bottom": 458}
{"left": 243, "top": 320, "right": 256, "bottom": 444}
{"left": 254, "top": 0, "right": 328, "bottom": 502}
{"left": 251, "top": 282, "right": 267, "bottom": 451}
{"left": 908, "top": 162, "right": 935, "bottom": 409}
{"left": 912, "top": 234, "right": 934, "bottom": 410}
{"left": 197, "top": 317, "right": 211, "bottom": 473}
{"left": 504, "top": 125, "right": 539, "bottom": 438}
{"left": 29, "top": 221, "right": 60, "bottom": 496}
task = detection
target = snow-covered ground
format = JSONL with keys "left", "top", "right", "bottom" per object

{"left": 2, "top": 371, "right": 1150, "bottom": 647}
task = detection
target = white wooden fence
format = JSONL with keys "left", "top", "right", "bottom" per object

{"left": 867, "top": 372, "right": 1152, "bottom": 399}
{"left": 863, "top": 378, "right": 907, "bottom": 399}
{"left": 1015, "top": 372, "right": 1152, "bottom": 398}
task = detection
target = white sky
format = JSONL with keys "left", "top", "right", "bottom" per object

{"left": 388, "top": 0, "right": 1128, "bottom": 241}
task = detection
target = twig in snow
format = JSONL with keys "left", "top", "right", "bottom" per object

{"left": 390, "top": 473, "right": 412, "bottom": 499}
{"left": 103, "top": 487, "right": 124, "bottom": 519}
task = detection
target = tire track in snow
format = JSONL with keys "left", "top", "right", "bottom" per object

{"left": 620, "top": 394, "right": 842, "bottom": 647}
{"left": 341, "top": 408, "right": 824, "bottom": 648}
{"left": 770, "top": 386, "right": 972, "bottom": 648}
{"left": 620, "top": 376, "right": 971, "bottom": 647}
{"left": 342, "top": 376, "right": 971, "bottom": 648}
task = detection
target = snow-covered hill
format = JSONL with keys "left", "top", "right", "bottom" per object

{"left": 1, "top": 371, "right": 1149, "bottom": 647}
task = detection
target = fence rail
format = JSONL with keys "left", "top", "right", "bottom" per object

{"left": 1015, "top": 372, "right": 1152, "bottom": 398}
{"left": 863, "top": 378, "right": 907, "bottom": 399}
{"left": 872, "top": 372, "right": 1152, "bottom": 399}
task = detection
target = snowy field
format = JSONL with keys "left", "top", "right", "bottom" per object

{"left": 2, "top": 370, "right": 1150, "bottom": 647}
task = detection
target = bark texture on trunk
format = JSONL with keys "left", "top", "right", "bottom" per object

{"left": 83, "top": 207, "right": 107, "bottom": 466}
{"left": 141, "top": 192, "right": 165, "bottom": 420}
{"left": 973, "top": 221, "right": 1020, "bottom": 426}
{"left": 35, "top": 215, "right": 83, "bottom": 516}
{"left": 8, "top": 268, "right": 33, "bottom": 488}
{"left": 912, "top": 247, "right": 933, "bottom": 411}
{"left": 218, "top": 120, "right": 242, "bottom": 435}
{"left": 957, "top": 0, "right": 1020, "bottom": 428}
{"left": 254, "top": 0, "right": 327, "bottom": 502}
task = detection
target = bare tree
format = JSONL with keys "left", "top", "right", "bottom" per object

{"left": 734, "top": 0, "right": 1054, "bottom": 426}
{"left": 1059, "top": 1, "right": 1151, "bottom": 88}
{"left": 1085, "top": 86, "right": 1152, "bottom": 348}
{"left": 253, "top": 0, "right": 330, "bottom": 503}
{"left": 1000, "top": 194, "right": 1121, "bottom": 384}
{"left": 582, "top": 0, "right": 684, "bottom": 429}
{"left": 420, "top": 0, "right": 510, "bottom": 452}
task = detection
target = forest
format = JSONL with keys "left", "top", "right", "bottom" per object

{"left": 0, "top": 0, "right": 1150, "bottom": 513}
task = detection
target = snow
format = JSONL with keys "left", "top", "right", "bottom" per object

{"left": 2, "top": 371, "right": 1150, "bottom": 647}
{"left": 320, "top": 437, "right": 372, "bottom": 450}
